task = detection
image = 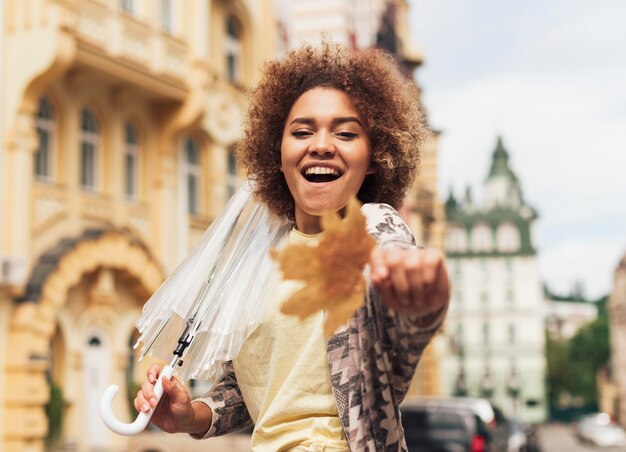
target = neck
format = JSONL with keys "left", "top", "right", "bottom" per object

{"left": 294, "top": 216, "right": 322, "bottom": 234}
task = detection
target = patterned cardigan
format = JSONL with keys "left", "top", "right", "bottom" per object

{"left": 192, "top": 203, "right": 447, "bottom": 451}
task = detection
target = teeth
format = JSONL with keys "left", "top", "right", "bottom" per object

{"left": 304, "top": 167, "right": 341, "bottom": 176}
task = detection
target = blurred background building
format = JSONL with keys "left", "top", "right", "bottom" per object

{"left": 442, "top": 137, "right": 548, "bottom": 423}
{"left": 608, "top": 255, "right": 626, "bottom": 423}
{"left": 0, "top": 0, "right": 444, "bottom": 450}
{"left": 545, "top": 284, "right": 598, "bottom": 341}
{"left": 0, "top": 0, "right": 275, "bottom": 450}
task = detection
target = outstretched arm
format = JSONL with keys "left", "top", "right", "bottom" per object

{"left": 370, "top": 245, "right": 450, "bottom": 316}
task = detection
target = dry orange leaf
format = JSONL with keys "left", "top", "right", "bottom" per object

{"left": 270, "top": 198, "right": 376, "bottom": 337}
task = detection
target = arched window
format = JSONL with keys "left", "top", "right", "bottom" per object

{"left": 183, "top": 137, "right": 201, "bottom": 215}
{"left": 80, "top": 108, "right": 100, "bottom": 191}
{"left": 35, "top": 96, "right": 55, "bottom": 182}
{"left": 471, "top": 223, "right": 493, "bottom": 252}
{"left": 446, "top": 226, "right": 468, "bottom": 253}
{"left": 225, "top": 15, "right": 241, "bottom": 82}
{"left": 124, "top": 123, "right": 139, "bottom": 199}
{"left": 497, "top": 222, "right": 520, "bottom": 252}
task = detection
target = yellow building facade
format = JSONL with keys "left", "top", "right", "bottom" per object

{"left": 1, "top": 1, "right": 445, "bottom": 451}
{"left": 1, "top": 1, "right": 274, "bottom": 450}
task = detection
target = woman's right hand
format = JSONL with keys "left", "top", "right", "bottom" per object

{"left": 133, "top": 364, "right": 198, "bottom": 434}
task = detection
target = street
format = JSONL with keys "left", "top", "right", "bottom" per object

{"left": 127, "top": 423, "right": 623, "bottom": 452}
{"left": 128, "top": 430, "right": 251, "bottom": 452}
{"left": 537, "top": 423, "right": 626, "bottom": 452}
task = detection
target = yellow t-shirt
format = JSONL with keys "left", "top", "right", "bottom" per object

{"left": 232, "top": 228, "right": 349, "bottom": 452}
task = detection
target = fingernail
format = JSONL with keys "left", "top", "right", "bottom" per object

{"left": 376, "top": 266, "right": 388, "bottom": 278}
{"left": 148, "top": 374, "right": 154, "bottom": 383}
{"left": 142, "top": 403, "right": 150, "bottom": 412}
{"left": 150, "top": 397, "right": 158, "bottom": 406}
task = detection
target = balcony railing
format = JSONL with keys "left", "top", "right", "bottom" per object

{"left": 73, "top": 0, "right": 189, "bottom": 84}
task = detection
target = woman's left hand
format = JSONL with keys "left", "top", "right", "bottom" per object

{"left": 370, "top": 246, "right": 450, "bottom": 316}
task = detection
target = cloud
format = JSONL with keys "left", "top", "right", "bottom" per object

{"left": 539, "top": 237, "right": 626, "bottom": 298}
{"left": 408, "top": 0, "right": 626, "bottom": 296}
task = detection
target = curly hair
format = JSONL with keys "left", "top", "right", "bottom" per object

{"left": 237, "top": 42, "right": 429, "bottom": 220}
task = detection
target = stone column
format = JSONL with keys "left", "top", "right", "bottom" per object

{"left": 4, "top": 110, "right": 38, "bottom": 286}
{"left": 4, "top": 304, "right": 51, "bottom": 452}
{"left": 156, "top": 151, "right": 184, "bottom": 273}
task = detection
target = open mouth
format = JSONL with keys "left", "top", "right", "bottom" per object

{"left": 302, "top": 166, "right": 343, "bottom": 183}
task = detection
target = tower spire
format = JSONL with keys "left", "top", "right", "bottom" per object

{"left": 487, "top": 136, "right": 517, "bottom": 181}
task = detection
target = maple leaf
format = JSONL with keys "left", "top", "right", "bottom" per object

{"left": 271, "top": 197, "right": 376, "bottom": 338}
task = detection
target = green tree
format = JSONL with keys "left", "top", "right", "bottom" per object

{"left": 546, "top": 296, "right": 610, "bottom": 417}
{"left": 569, "top": 315, "right": 610, "bottom": 405}
{"left": 546, "top": 333, "right": 574, "bottom": 408}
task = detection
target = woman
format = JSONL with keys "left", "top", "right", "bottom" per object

{"left": 134, "top": 43, "right": 450, "bottom": 451}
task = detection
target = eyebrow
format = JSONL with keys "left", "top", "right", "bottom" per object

{"left": 288, "top": 116, "right": 363, "bottom": 127}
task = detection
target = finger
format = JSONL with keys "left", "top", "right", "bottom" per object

{"left": 404, "top": 249, "right": 424, "bottom": 304}
{"left": 136, "top": 390, "right": 151, "bottom": 413}
{"left": 142, "top": 378, "right": 157, "bottom": 406}
{"left": 386, "top": 250, "right": 410, "bottom": 305}
{"left": 421, "top": 249, "right": 444, "bottom": 294}
{"left": 162, "top": 376, "right": 190, "bottom": 406}
{"left": 369, "top": 246, "right": 389, "bottom": 282}
{"left": 147, "top": 364, "right": 163, "bottom": 384}
{"left": 435, "top": 258, "right": 451, "bottom": 302}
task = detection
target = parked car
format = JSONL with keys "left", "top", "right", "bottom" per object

{"left": 574, "top": 412, "right": 626, "bottom": 448}
{"left": 401, "top": 403, "right": 491, "bottom": 451}
{"left": 507, "top": 418, "right": 530, "bottom": 452}
{"left": 402, "top": 397, "right": 510, "bottom": 451}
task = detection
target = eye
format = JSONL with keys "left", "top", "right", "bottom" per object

{"left": 292, "top": 130, "right": 313, "bottom": 138}
{"left": 336, "top": 131, "right": 358, "bottom": 139}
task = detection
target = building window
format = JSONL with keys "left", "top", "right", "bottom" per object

{"left": 80, "top": 108, "right": 100, "bottom": 191}
{"left": 225, "top": 16, "right": 241, "bottom": 82}
{"left": 446, "top": 226, "right": 468, "bottom": 253}
{"left": 226, "top": 148, "right": 237, "bottom": 200}
{"left": 161, "top": 0, "right": 172, "bottom": 33}
{"left": 508, "top": 324, "right": 516, "bottom": 344}
{"left": 480, "top": 258, "right": 489, "bottom": 282}
{"left": 454, "top": 262, "right": 462, "bottom": 279}
{"left": 35, "top": 96, "right": 55, "bottom": 182}
{"left": 183, "top": 137, "right": 200, "bottom": 215}
{"left": 482, "top": 323, "right": 489, "bottom": 346}
{"left": 471, "top": 223, "right": 493, "bottom": 252}
{"left": 497, "top": 222, "right": 520, "bottom": 252}
{"left": 506, "top": 287, "right": 515, "bottom": 304}
{"left": 120, "top": 0, "right": 134, "bottom": 14}
{"left": 124, "top": 123, "right": 139, "bottom": 200}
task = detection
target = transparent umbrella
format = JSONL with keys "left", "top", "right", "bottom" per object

{"left": 99, "top": 182, "right": 290, "bottom": 435}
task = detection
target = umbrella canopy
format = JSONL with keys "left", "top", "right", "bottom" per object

{"left": 134, "top": 183, "right": 290, "bottom": 383}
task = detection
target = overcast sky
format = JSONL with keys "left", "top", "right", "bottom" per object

{"left": 408, "top": 0, "right": 626, "bottom": 298}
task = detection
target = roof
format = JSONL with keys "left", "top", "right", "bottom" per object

{"left": 487, "top": 136, "right": 519, "bottom": 182}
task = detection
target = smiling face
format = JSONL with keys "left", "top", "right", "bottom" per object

{"left": 280, "top": 87, "right": 373, "bottom": 234}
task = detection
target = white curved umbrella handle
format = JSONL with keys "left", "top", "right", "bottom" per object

{"left": 99, "top": 365, "right": 175, "bottom": 436}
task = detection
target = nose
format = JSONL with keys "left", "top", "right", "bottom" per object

{"left": 308, "top": 131, "right": 335, "bottom": 156}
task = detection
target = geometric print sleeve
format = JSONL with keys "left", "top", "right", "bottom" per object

{"left": 189, "top": 360, "right": 253, "bottom": 439}
{"left": 363, "top": 203, "right": 447, "bottom": 401}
